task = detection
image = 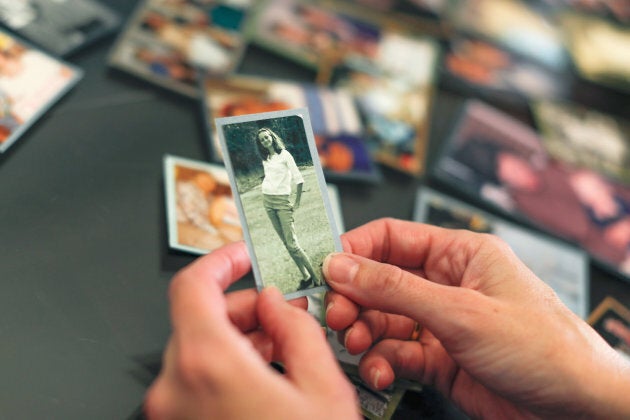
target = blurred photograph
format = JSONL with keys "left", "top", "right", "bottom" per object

{"left": 247, "top": 0, "right": 381, "bottom": 72}
{"left": 441, "top": 36, "right": 571, "bottom": 106}
{"left": 0, "top": 0, "right": 120, "bottom": 56}
{"left": 203, "top": 75, "right": 381, "bottom": 183}
{"left": 163, "top": 155, "right": 242, "bottom": 255}
{"left": 332, "top": 33, "right": 439, "bottom": 176}
{"left": 108, "top": 0, "right": 251, "bottom": 98}
{"left": 0, "top": 30, "right": 82, "bottom": 153}
{"left": 533, "top": 100, "right": 630, "bottom": 185}
{"left": 560, "top": 11, "right": 630, "bottom": 93}
{"left": 447, "top": 0, "right": 567, "bottom": 71}
{"left": 216, "top": 108, "right": 342, "bottom": 299}
{"left": 433, "top": 100, "right": 630, "bottom": 279}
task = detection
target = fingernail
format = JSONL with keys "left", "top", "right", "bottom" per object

{"left": 343, "top": 327, "right": 353, "bottom": 349}
{"left": 325, "top": 300, "right": 334, "bottom": 316}
{"left": 371, "top": 367, "right": 381, "bottom": 390}
{"left": 323, "top": 253, "right": 359, "bottom": 284}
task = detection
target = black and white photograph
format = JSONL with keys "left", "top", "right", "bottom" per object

{"left": 216, "top": 108, "right": 342, "bottom": 299}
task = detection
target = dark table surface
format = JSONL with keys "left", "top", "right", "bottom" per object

{"left": 1, "top": 1, "right": 629, "bottom": 418}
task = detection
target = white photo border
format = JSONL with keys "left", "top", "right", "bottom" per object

{"left": 216, "top": 108, "right": 343, "bottom": 300}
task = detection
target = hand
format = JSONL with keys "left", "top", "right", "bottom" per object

{"left": 145, "top": 241, "right": 358, "bottom": 419}
{"left": 324, "top": 218, "right": 630, "bottom": 419}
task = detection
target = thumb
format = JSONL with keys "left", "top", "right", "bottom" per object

{"left": 323, "top": 252, "right": 481, "bottom": 338}
{"left": 257, "top": 287, "right": 347, "bottom": 392}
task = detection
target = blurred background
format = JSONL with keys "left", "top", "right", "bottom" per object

{"left": 0, "top": 0, "right": 629, "bottom": 418}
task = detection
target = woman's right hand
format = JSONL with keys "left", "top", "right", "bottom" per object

{"left": 324, "top": 218, "right": 630, "bottom": 419}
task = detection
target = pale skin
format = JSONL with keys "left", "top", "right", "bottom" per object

{"left": 145, "top": 219, "right": 630, "bottom": 419}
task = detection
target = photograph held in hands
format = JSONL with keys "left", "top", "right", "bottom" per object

{"left": 216, "top": 108, "right": 342, "bottom": 299}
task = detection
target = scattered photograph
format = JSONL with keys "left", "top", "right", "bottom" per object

{"left": 537, "top": 0, "right": 630, "bottom": 24}
{"left": 588, "top": 296, "right": 630, "bottom": 362}
{"left": 532, "top": 100, "right": 630, "bottom": 185}
{"left": 215, "top": 108, "right": 342, "bottom": 299}
{"left": 332, "top": 32, "right": 439, "bottom": 176}
{"left": 0, "top": 0, "right": 120, "bottom": 57}
{"left": 414, "top": 187, "right": 589, "bottom": 318}
{"left": 245, "top": 0, "right": 382, "bottom": 73}
{"left": 108, "top": 0, "right": 251, "bottom": 98}
{"left": 447, "top": 0, "right": 568, "bottom": 71}
{"left": 560, "top": 11, "right": 630, "bottom": 93}
{"left": 432, "top": 99, "right": 630, "bottom": 280}
{"left": 441, "top": 35, "right": 571, "bottom": 106}
{"left": 0, "top": 29, "right": 82, "bottom": 153}
{"left": 163, "top": 155, "right": 243, "bottom": 255}
{"left": 202, "top": 75, "right": 381, "bottom": 183}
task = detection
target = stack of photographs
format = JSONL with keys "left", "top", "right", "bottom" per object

{"left": 215, "top": 108, "right": 343, "bottom": 299}
{"left": 0, "top": 0, "right": 120, "bottom": 57}
{"left": 0, "top": 29, "right": 83, "bottom": 153}
{"left": 247, "top": 0, "right": 440, "bottom": 177}
{"left": 431, "top": 99, "right": 630, "bottom": 281}
{"left": 414, "top": 187, "right": 589, "bottom": 318}
{"left": 108, "top": 0, "right": 252, "bottom": 98}
{"left": 202, "top": 75, "right": 382, "bottom": 183}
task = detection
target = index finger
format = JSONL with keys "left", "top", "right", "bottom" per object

{"left": 340, "top": 218, "right": 485, "bottom": 285}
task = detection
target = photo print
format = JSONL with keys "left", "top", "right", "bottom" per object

{"left": 215, "top": 108, "right": 342, "bottom": 299}
{"left": 163, "top": 155, "right": 243, "bottom": 255}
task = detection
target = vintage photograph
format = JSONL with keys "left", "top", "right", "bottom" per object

{"left": 216, "top": 108, "right": 342, "bottom": 299}
{"left": 0, "top": 29, "right": 83, "bottom": 153}
{"left": 588, "top": 296, "right": 630, "bottom": 362}
{"left": 108, "top": 0, "right": 251, "bottom": 98}
{"left": 163, "top": 155, "right": 242, "bottom": 255}
{"left": 202, "top": 75, "right": 381, "bottom": 183}
{"left": 414, "top": 187, "right": 589, "bottom": 318}
{"left": 0, "top": 0, "right": 120, "bottom": 57}
{"left": 433, "top": 99, "right": 630, "bottom": 281}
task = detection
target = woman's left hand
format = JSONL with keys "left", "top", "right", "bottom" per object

{"left": 144, "top": 241, "right": 359, "bottom": 419}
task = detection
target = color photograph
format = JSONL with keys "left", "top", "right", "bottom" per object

{"left": 163, "top": 155, "right": 242, "bottom": 255}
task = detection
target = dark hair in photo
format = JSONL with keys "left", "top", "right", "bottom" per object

{"left": 256, "top": 127, "right": 286, "bottom": 160}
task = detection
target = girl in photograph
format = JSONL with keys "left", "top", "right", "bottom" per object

{"left": 256, "top": 127, "right": 321, "bottom": 289}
